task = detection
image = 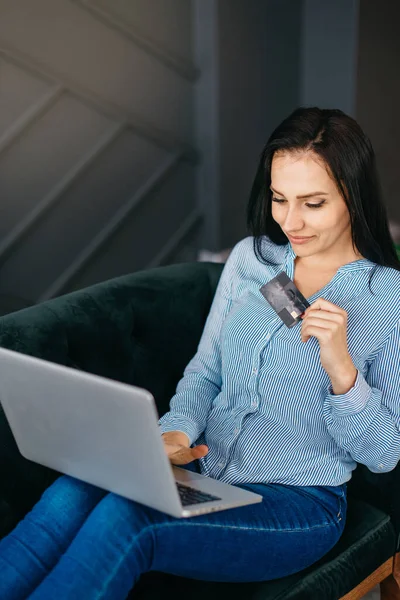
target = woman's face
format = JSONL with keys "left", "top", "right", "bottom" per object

{"left": 270, "top": 151, "right": 354, "bottom": 261}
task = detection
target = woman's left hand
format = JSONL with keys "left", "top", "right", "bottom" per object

{"left": 301, "top": 298, "right": 357, "bottom": 394}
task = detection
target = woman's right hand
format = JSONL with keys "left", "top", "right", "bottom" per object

{"left": 162, "top": 431, "right": 208, "bottom": 465}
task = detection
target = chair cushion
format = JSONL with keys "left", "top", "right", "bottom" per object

{"left": 130, "top": 499, "right": 395, "bottom": 600}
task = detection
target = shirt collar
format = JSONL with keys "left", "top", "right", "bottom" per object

{"left": 285, "top": 242, "right": 296, "bottom": 264}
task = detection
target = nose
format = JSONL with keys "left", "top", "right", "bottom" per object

{"left": 282, "top": 205, "right": 304, "bottom": 232}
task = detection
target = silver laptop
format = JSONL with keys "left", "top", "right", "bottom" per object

{"left": 0, "top": 346, "right": 262, "bottom": 518}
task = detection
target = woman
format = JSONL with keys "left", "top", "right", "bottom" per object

{"left": 1, "top": 107, "right": 400, "bottom": 599}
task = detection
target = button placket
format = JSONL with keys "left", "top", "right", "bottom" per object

{"left": 252, "top": 336, "right": 265, "bottom": 378}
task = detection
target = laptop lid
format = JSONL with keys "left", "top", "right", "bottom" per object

{"left": 0, "top": 346, "right": 184, "bottom": 516}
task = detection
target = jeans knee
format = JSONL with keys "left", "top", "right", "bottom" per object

{"left": 39, "top": 476, "right": 105, "bottom": 517}
{"left": 94, "top": 494, "right": 157, "bottom": 534}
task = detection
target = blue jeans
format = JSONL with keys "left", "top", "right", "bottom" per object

{"left": 0, "top": 463, "right": 346, "bottom": 600}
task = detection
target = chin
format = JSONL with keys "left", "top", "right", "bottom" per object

{"left": 290, "top": 238, "right": 321, "bottom": 255}
{"left": 292, "top": 245, "right": 314, "bottom": 254}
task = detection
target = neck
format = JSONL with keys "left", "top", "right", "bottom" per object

{"left": 294, "top": 246, "right": 364, "bottom": 272}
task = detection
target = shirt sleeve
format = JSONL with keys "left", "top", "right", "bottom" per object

{"left": 322, "top": 319, "right": 400, "bottom": 473}
{"left": 158, "top": 244, "right": 239, "bottom": 445}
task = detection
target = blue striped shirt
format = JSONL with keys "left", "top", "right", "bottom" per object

{"left": 158, "top": 236, "right": 400, "bottom": 486}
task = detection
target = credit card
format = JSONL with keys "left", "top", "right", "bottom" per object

{"left": 260, "top": 271, "right": 310, "bottom": 328}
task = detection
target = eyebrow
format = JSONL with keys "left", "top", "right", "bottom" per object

{"left": 270, "top": 187, "right": 329, "bottom": 199}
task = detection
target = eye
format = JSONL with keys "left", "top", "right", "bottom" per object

{"left": 271, "top": 197, "right": 325, "bottom": 209}
{"left": 305, "top": 201, "right": 325, "bottom": 209}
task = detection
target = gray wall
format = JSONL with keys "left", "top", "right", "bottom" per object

{"left": 0, "top": 0, "right": 199, "bottom": 302}
{"left": 356, "top": 0, "right": 400, "bottom": 224}
{"left": 218, "top": 0, "right": 302, "bottom": 249}
{"left": 301, "top": 0, "right": 359, "bottom": 115}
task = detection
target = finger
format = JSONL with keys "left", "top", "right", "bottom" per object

{"left": 164, "top": 443, "right": 208, "bottom": 458}
{"left": 191, "top": 444, "right": 209, "bottom": 459}
{"left": 305, "top": 306, "right": 346, "bottom": 322}
{"left": 169, "top": 445, "right": 208, "bottom": 465}
{"left": 305, "top": 298, "right": 346, "bottom": 316}
{"left": 301, "top": 324, "right": 331, "bottom": 343}
{"left": 303, "top": 308, "right": 346, "bottom": 328}
{"left": 302, "top": 312, "right": 343, "bottom": 325}
{"left": 301, "top": 319, "right": 337, "bottom": 341}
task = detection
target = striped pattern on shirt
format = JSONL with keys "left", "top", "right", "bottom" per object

{"left": 159, "top": 236, "right": 400, "bottom": 486}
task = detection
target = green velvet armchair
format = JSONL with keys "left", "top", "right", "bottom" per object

{"left": 0, "top": 261, "right": 399, "bottom": 600}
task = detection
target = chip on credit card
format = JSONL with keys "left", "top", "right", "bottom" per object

{"left": 260, "top": 271, "right": 310, "bottom": 328}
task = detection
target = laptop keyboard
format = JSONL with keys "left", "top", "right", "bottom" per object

{"left": 176, "top": 482, "right": 222, "bottom": 506}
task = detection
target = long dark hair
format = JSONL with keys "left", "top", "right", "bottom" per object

{"left": 246, "top": 107, "right": 400, "bottom": 277}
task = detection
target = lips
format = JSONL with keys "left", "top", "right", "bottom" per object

{"left": 287, "top": 235, "right": 315, "bottom": 244}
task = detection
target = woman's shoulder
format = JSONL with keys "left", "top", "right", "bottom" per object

{"left": 366, "top": 264, "right": 400, "bottom": 324}
{"left": 370, "top": 263, "right": 400, "bottom": 294}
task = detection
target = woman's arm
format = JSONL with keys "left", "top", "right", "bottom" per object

{"left": 158, "top": 242, "right": 241, "bottom": 446}
{"left": 322, "top": 319, "right": 400, "bottom": 472}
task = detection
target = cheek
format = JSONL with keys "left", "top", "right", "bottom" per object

{"left": 309, "top": 208, "right": 340, "bottom": 231}
{"left": 319, "top": 209, "right": 350, "bottom": 233}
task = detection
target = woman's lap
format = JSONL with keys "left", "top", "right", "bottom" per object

{"left": 0, "top": 469, "right": 347, "bottom": 599}
{"left": 149, "top": 477, "right": 346, "bottom": 581}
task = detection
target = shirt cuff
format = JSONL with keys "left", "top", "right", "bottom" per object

{"left": 158, "top": 414, "right": 199, "bottom": 446}
{"left": 326, "top": 370, "right": 372, "bottom": 417}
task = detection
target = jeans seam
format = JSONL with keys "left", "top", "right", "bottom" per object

{"left": 148, "top": 518, "right": 338, "bottom": 534}
{"left": 92, "top": 527, "right": 154, "bottom": 599}
{"left": 336, "top": 488, "right": 347, "bottom": 521}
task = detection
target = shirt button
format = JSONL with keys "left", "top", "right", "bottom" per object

{"left": 378, "top": 463, "right": 384, "bottom": 470}
{"left": 252, "top": 400, "right": 258, "bottom": 408}
{"left": 265, "top": 333, "right": 271, "bottom": 340}
{"left": 252, "top": 367, "right": 258, "bottom": 374}
{"left": 234, "top": 427, "right": 239, "bottom": 434}
{"left": 218, "top": 461, "right": 225, "bottom": 468}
